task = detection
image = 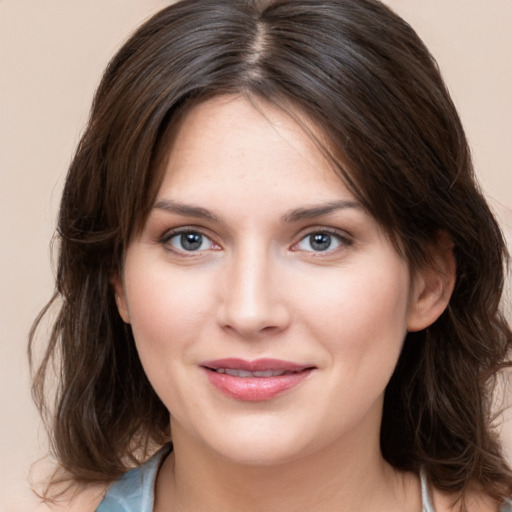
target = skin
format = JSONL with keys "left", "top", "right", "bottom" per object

{"left": 34, "top": 96, "right": 502, "bottom": 512}
{"left": 110, "top": 94, "right": 457, "bottom": 512}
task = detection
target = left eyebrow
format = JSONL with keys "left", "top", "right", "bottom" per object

{"left": 152, "top": 199, "right": 219, "bottom": 222}
{"left": 282, "top": 200, "right": 362, "bottom": 223}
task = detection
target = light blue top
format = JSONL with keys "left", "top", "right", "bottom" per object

{"left": 95, "top": 447, "right": 512, "bottom": 512}
{"left": 95, "top": 446, "right": 170, "bottom": 512}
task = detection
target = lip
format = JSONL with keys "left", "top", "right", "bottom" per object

{"left": 200, "top": 358, "right": 315, "bottom": 401}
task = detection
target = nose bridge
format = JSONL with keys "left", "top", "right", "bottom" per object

{"left": 219, "top": 242, "right": 288, "bottom": 337}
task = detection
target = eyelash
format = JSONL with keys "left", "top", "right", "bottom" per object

{"left": 160, "top": 228, "right": 220, "bottom": 255}
{"left": 159, "top": 227, "right": 352, "bottom": 255}
{"left": 291, "top": 228, "right": 352, "bottom": 254}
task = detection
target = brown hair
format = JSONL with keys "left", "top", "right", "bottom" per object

{"left": 30, "top": 0, "right": 512, "bottom": 504}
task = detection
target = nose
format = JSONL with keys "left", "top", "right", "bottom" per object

{"left": 217, "top": 247, "right": 290, "bottom": 338}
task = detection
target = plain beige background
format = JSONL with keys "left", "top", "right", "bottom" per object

{"left": 1, "top": 1, "right": 511, "bottom": 510}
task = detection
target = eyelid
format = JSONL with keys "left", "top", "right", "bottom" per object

{"left": 290, "top": 227, "right": 353, "bottom": 253}
{"left": 159, "top": 226, "right": 221, "bottom": 254}
{"left": 157, "top": 225, "right": 352, "bottom": 255}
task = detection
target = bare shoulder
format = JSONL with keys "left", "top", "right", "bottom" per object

{"left": 432, "top": 487, "right": 510, "bottom": 512}
{"left": 32, "top": 484, "right": 107, "bottom": 512}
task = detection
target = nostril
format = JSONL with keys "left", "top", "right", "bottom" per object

{"left": 220, "top": 316, "right": 289, "bottom": 338}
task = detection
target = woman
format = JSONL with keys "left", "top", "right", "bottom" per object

{"left": 30, "top": 0, "right": 512, "bottom": 510}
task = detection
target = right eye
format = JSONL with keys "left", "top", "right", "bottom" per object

{"left": 164, "top": 230, "right": 216, "bottom": 253}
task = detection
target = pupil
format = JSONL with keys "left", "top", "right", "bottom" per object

{"left": 181, "top": 232, "right": 202, "bottom": 251}
{"left": 310, "top": 233, "right": 331, "bottom": 251}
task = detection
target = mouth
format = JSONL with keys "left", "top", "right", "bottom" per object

{"left": 209, "top": 368, "right": 299, "bottom": 377}
{"left": 200, "top": 358, "right": 315, "bottom": 401}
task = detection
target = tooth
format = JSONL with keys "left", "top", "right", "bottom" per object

{"left": 218, "top": 368, "right": 291, "bottom": 378}
{"left": 253, "top": 370, "right": 276, "bottom": 377}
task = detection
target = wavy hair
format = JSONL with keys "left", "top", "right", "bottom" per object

{"left": 30, "top": 0, "right": 512, "bottom": 504}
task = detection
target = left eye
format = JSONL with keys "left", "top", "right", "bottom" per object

{"left": 295, "top": 232, "right": 345, "bottom": 252}
{"left": 167, "top": 231, "right": 214, "bottom": 252}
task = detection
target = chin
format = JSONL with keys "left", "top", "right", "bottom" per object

{"left": 175, "top": 411, "right": 316, "bottom": 467}
{"left": 200, "top": 414, "right": 345, "bottom": 468}
{"left": 211, "top": 437, "right": 311, "bottom": 467}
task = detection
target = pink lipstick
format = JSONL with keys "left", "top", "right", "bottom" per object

{"left": 200, "top": 358, "right": 314, "bottom": 401}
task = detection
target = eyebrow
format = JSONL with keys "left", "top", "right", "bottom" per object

{"left": 153, "top": 199, "right": 219, "bottom": 222}
{"left": 282, "top": 200, "right": 362, "bottom": 223}
{"left": 152, "top": 199, "right": 362, "bottom": 224}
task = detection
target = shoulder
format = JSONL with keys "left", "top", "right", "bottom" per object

{"left": 31, "top": 464, "right": 151, "bottom": 512}
{"left": 29, "top": 446, "right": 172, "bottom": 512}
{"left": 93, "top": 445, "right": 171, "bottom": 512}
{"left": 431, "top": 487, "right": 512, "bottom": 512}
{"left": 498, "top": 496, "right": 512, "bottom": 512}
{"left": 32, "top": 485, "right": 107, "bottom": 512}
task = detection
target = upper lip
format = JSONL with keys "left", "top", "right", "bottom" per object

{"left": 200, "top": 358, "right": 314, "bottom": 372}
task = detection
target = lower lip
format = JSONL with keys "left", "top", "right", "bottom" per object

{"left": 203, "top": 368, "right": 313, "bottom": 401}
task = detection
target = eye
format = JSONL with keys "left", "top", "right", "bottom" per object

{"left": 294, "top": 231, "right": 348, "bottom": 253}
{"left": 164, "top": 230, "right": 217, "bottom": 253}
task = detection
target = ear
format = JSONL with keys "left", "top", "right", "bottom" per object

{"left": 407, "top": 231, "right": 456, "bottom": 332}
{"left": 111, "top": 275, "right": 131, "bottom": 324}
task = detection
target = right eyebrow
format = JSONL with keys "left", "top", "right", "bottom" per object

{"left": 152, "top": 199, "right": 219, "bottom": 222}
{"left": 281, "top": 200, "right": 362, "bottom": 223}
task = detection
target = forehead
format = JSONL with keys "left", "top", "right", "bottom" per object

{"left": 157, "top": 94, "right": 353, "bottom": 205}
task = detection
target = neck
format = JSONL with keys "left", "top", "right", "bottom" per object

{"left": 154, "top": 422, "right": 420, "bottom": 512}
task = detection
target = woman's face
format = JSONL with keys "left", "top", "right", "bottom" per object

{"left": 115, "top": 95, "right": 431, "bottom": 466}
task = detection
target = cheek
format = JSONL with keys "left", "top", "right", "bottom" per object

{"left": 122, "top": 261, "right": 219, "bottom": 413}
{"left": 293, "top": 257, "right": 411, "bottom": 377}
{"left": 301, "top": 264, "right": 409, "bottom": 332}
{"left": 123, "top": 260, "right": 215, "bottom": 367}
{"left": 342, "top": 274, "right": 410, "bottom": 341}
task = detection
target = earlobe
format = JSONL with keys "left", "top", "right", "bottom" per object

{"left": 407, "top": 231, "right": 456, "bottom": 332}
{"left": 111, "top": 275, "right": 131, "bottom": 324}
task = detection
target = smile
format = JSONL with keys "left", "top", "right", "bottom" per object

{"left": 200, "top": 358, "right": 314, "bottom": 401}
{"left": 212, "top": 368, "right": 297, "bottom": 377}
